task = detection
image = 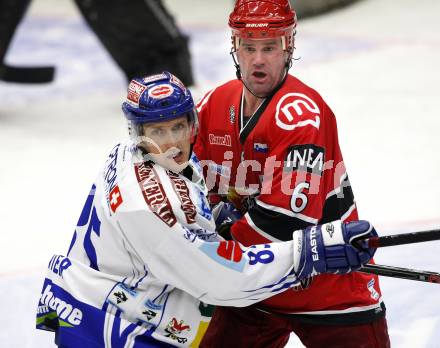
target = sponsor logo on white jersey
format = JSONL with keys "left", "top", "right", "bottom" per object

{"left": 209, "top": 133, "right": 232, "bottom": 147}
{"left": 145, "top": 299, "right": 163, "bottom": 311}
{"left": 135, "top": 162, "right": 177, "bottom": 227}
{"left": 39, "top": 284, "right": 83, "bottom": 326}
{"left": 169, "top": 172, "right": 197, "bottom": 224}
{"left": 104, "top": 144, "right": 120, "bottom": 212}
{"left": 164, "top": 318, "right": 191, "bottom": 344}
{"left": 48, "top": 255, "right": 72, "bottom": 278}
{"left": 199, "top": 241, "right": 246, "bottom": 272}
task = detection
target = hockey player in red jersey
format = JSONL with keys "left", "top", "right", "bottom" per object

{"left": 194, "top": 1, "right": 391, "bottom": 347}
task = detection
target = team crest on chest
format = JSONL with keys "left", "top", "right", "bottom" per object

{"left": 275, "top": 93, "right": 321, "bottom": 131}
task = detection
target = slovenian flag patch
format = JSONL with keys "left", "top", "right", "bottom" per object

{"left": 253, "top": 143, "right": 268, "bottom": 153}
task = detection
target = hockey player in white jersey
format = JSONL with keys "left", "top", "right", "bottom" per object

{"left": 36, "top": 72, "right": 379, "bottom": 347}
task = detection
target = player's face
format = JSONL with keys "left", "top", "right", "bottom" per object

{"left": 140, "top": 116, "right": 192, "bottom": 167}
{"left": 237, "top": 37, "right": 288, "bottom": 96}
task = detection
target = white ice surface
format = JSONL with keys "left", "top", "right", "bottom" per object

{"left": 0, "top": 0, "right": 439, "bottom": 347}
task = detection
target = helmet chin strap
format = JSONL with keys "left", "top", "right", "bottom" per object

{"left": 145, "top": 151, "right": 189, "bottom": 174}
{"left": 230, "top": 49, "right": 292, "bottom": 99}
{"left": 136, "top": 135, "right": 192, "bottom": 173}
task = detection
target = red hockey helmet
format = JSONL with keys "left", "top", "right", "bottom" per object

{"left": 229, "top": 0, "right": 297, "bottom": 52}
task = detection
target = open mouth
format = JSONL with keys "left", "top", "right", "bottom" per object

{"left": 252, "top": 71, "right": 267, "bottom": 79}
{"left": 166, "top": 148, "right": 183, "bottom": 162}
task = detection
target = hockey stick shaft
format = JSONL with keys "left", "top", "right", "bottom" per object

{"left": 359, "top": 264, "right": 440, "bottom": 284}
{"left": 365, "top": 228, "right": 440, "bottom": 248}
{"left": 0, "top": 64, "right": 55, "bottom": 83}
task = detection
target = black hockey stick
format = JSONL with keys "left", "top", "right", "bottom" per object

{"left": 0, "top": 64, "right": 55, "bottom": 83}
{"left": 359, "top": 264, "right": 440, "bottom": 284}
{"left": 361, "top": 228, "right": 440, "bottom": 249}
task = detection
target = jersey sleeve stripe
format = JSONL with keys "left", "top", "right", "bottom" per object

{"left": 196, "top": 88, "right": 216, "bottom": 112}
{"left": 325, "top": 172, "right": 348, "bottom": 200}
{"left": 340, "top": 203, "right": 357, "bottom": 222}
{"left": 285, "top": 299, "right": 384, "bottom": 315}
{"left": 256, "top": 200, "right": 318, "bottom": 224}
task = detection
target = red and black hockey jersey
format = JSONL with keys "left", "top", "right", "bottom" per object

{"left": 194, "top": 74, "right": 384, "bottom": 318}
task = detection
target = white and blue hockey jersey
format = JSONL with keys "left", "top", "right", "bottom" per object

{"left": 36, "top": 142, "right": 301, "bottom": 347}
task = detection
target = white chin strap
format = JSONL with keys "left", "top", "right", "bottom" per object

{"left": 145, "top": 148, "right": 189, "bottom": 173}
{"left": 136, "top": 136, "right": 189, "bottom": 173}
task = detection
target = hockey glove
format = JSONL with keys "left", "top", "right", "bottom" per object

{"left": 292, "top": 220, "right": 377, "bottom": 281}
{"left": 212, "top": 201, "right": 242, "bottom": 240}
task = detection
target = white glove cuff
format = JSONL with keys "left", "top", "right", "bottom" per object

{"left": 292, "top": 229, "right": 304, "bottom": 273}
{"left": 321, "top": 220, "right": 344, "bottom": 246}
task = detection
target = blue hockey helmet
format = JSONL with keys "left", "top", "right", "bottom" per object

{"left": 122, "top": 71, "right": 198, "bottom": 143}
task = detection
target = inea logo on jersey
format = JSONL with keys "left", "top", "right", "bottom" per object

{"left": 284, "top": 144, "right": 325, "bottom": 176}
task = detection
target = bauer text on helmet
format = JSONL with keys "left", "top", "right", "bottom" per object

{"left": 229, "top": 0, "right": 297, "bottom": 52}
